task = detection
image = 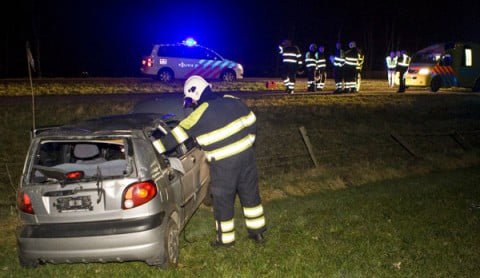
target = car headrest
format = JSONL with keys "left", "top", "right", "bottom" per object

{"left": 74, "top": 144, "right": 100, "bottom": 159}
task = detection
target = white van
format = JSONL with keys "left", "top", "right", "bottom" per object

{"left": 140, "top": 39, "right": 244, "bottom": 82}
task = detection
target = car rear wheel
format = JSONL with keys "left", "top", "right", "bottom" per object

{"left": 146, "top": 216, "right": 179, "bottom": 268}
{"left": 157, "top": 68, "right": 174, "bottom": 83}
{"left": 430, "top": 76, "right": 442, "bottom": 92}
{"left": 220, "top": 70, "right": 236, "bottom": 82}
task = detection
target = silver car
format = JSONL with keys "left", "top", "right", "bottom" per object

{"left": 16, "top": 113, "right": 210, "bottom": 268}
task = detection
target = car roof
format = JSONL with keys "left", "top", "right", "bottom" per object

{"left": 34, "top": 113, "right": 165, "bottom": 137}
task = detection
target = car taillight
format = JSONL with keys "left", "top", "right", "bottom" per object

{"left": 142, "top": 57, "right": 153, "bottom": 67}
{"left": 17, "top": 191, "right": 34, "bottom": 214}
{"left": 122, "top": 181, "right": 157, "bottom": 209}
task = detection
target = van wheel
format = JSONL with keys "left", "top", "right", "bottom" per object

{"left": 472, "top": 78, "right": 480, "bottom": 92}
{"left": 220, "top": 70, "right": 236, "bottom": 82}
{"left": 430, "top": 76, "right": 442, "bottom": 92}
{"left": 157, "top": 68, "right": 174, "bottom": 83}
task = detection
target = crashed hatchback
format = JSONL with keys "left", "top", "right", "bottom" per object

{"left": 16, "top": 113, "right": 210, "bottom": 268}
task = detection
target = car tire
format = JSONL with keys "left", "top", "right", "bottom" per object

{"left": 472, "top": 78, "right": 480, "bottom": 92}
{"left": 430, "top": 76, "right": 442, "bottom": 92}
{"left": 202, "top": 183, "right": 213, "bottom": 207}
{"left": 220, "top": 70, "right": 236, "bottom": 82}
{"left": 18, "top": 252, "right": 39, "bottom": 268}
{"left": 146, "top": 216, "right": 179, "bottom": 268}
{"left": 157, "top": 68, "right": 174, "bottom": 83}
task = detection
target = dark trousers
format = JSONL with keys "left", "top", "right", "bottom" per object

{"left": 344, "top": 65, "right": 357, "bottom": 90}
{"left": 397, "top": 67, "right": 408, "bottom": 91}
{"left": 210, "top": 149, "right": 266, "bottom": 240}
{"left": 281, "top": 64, "right": 297, "bottom": 91}
{"left": 333, "top": 66, "right": 343, "bottom": 90}
{"left": 306, "top": 68, "right": 316, "bottom": 91}
{"left": 316, "top": 69, "right": 326, "bottom": 89}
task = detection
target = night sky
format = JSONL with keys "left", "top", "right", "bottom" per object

{"left": 1, "top": 0, "right": 479, "bottom": 77}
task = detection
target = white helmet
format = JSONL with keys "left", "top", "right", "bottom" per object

{"left": 183, "top": 75, "right": 211, "bottom": 105}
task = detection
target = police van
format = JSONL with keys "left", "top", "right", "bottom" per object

{"left": 141, "top": 38, "right": 244, "bottom": 82}
{"left": 405, "top": 42, "right": 480, "bottom": 92}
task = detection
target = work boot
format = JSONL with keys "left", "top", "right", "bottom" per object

{"left": 248, "top": 233, "right": 266, "bottom": 244}
{"left": 210, "top": 240, "right": 235, "bottom": 248}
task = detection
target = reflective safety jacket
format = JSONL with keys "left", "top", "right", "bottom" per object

{"left": 279, "top": 45, "right": 303, "bottom": 67}
{"left": 397, "top": 54, "right": 411, "bottom": 68}
{"left": 357, "top": 53, "right": 365, "bottom": 70}
{"left": 153, "top": 95, "right": 257, "bottom": 163}
{"left": 386, "top": 56, "right": 398, "bottom": 69}
{"left": 332, "top": 48, "right": 345, "bottom": 67}
{"left": 316, "top": 52, "right": 327, "bottom": 70}
{"left": 304, "top": 51, "right": 317, "bottom": 69}
{"left": 344, "top": 48, "right": 359, "bottom": 67}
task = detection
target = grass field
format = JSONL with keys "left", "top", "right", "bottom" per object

{"left": 1, "top": 82, "right": 480, "bottom": 276}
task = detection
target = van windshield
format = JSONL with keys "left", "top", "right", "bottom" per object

{"left": 29, "top": 138, "right": 133, "bottom": 184}
{"left": 411, "top": 52, "right": 442, "bottom": 65}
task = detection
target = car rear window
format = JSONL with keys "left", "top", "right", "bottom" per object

{"left": 29, "top": 138, "right": 133, "bottom": 184}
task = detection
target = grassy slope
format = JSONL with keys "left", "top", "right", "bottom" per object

{"left": 1, "top": 166, "right": 479, "bottom": 276}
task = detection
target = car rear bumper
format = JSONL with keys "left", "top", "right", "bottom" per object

{"left": 17, "top": 212, "right": 167, "bottom": 264}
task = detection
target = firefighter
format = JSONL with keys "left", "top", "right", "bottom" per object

{"left": 151, "top": 75, "right": 266, "bottom": 247}
{"left": 316, "top": 45, "right": 327, "bottom": 91}
{"left": 344, "top": 41, "right": 359, "bottom": 93}
{"left": 396, "top": 50, "right": 411, "bottom": 93}
{"left": 330, "top": 42, "right": 345, "bottom": 93}
{"left": 305, "top": 43, "right": 318, "bottom": 92}
{"left": 356, "top": 48, "right": 365, "bottom": 92}
{"left": 386, "top": 51, "right": 398, "bottom": 88}
{"left": 278, "top": 40, "right": 302, "bottom": 94}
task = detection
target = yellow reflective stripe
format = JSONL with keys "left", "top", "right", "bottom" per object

{"left": 220, "top": 219, "right": 234, "bottom": 232}
{"left": 205, "top": 134, "right": 255, "bottom": 162}
{"left": 245, "top": 216, "right": 266, "bottom": 230}
{"left": 179, "top": 102, "right": 209, "bottom": 130}
{"left": 243, "top": 205, "right": 264, "bottom": 218}
{"left": 196, "top": 112, "right": 256, "bottom": 146}
{"left": 221, "top": 231, "right": 235, "bottom": 244}
{"left": 152, "top": 139, "right": 166, "bottom": 153}
{"left": 171, "top": 126, "right": 188, "bottom": 143}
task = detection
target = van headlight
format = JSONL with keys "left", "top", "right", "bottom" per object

{"left": 418, "top": 68, "right": 430, "bottom": 75}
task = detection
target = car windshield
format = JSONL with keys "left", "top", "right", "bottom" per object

{"left": 411, "top": 52, "right": 443, "bottom": 65}
{"left": 29, "top": 138, "right": 132, "bottom": 184}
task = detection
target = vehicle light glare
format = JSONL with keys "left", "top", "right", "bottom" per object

{"left": 419, "top": 68, "right": 430, "bottom": 75}
{"left": 183, "top": 37, "right": 197, "bottom": 47}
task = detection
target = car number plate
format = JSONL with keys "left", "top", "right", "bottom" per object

{"left": 55, "top": 196, "right": 93, "bottom": 212}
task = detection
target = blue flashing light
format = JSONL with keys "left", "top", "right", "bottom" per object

{"left": 183, "top": 37, "right": 197, "bottom": 47}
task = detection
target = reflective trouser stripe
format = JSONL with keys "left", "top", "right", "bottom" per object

{"left": 152, "top": 139, "right": 166, "bottom": 153}
{"left": 246, "top": 216, "right": 266, "bottom": 230}
{"left": 205, "top": 134, "right": 255, "bottom": 162}
{"left": 216, "top": 219, "right": 235, "bottom": 244}
{"left": 243, "top": 205, "right": 266, "bottom": 230}
{"left": 196, "top": 112, "right": 256, "bottom": 146}
{"left": 306, "top": 64, "right": 316, "bottom": 68}
{"left": 283, "top": 53, "right": 297, "bottom": 57}
{"left": 336, "top": 83, "right": 343, "bottom": 89}
{"left": 171, "top": 126, "right": 188, "bottom": 144}
{"left": 283, "top": 59, "right": 297, "bottom": 63}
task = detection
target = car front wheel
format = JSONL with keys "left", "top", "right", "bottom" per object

{"left": 430, "top": 76, "right": 442, "bottom": 92}
{"left": 220, "top": 70, "right": 236, "bottom": 82}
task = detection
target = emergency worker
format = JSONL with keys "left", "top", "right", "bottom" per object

{"left": 396, "top": 50, "right": 411, "bottom": 93}
{"left": 356, "top": 48, "right": 365, "bottom": 92}
{"left": 151, "top": 76, "right": 266, "bottom": 247}
{"left": 278, "top": 40, "right": 302, "bottom": 94}
{"left": 386, "top": 51, "right": 398, "bottom": 88}
{"left": 330, "top": 42, "right": 345, "bottom": 93}
{"left": 344, "top": 41, "right": 359, "bottom": 93}
{"left": 305, "top": 43, "right": 318, "bottom": 92}
{"left": 316, "top": 45, "right": 327, "bottom": 91}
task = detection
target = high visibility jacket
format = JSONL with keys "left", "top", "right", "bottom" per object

{"left": 153, "top": 95, "right": 257, "bottom": 163}
{"left": 397, "top": 54, "right": 411, "bottom": 68}
{"left": 304, "top": 51, "right": 317, "bottom": 69}
{"left": 344, "top": 48, "right": 359, "bottom": 67}
{"left": 357, "top": 53, "right": 365, "bottom": 70}
{"left": 332, "top": 49, "right": 345, "bottom": 67}
{"left": 279, "top": 45, "right": 302, "bottom": 66}
{"left": 316, "top": 52, "right": 327, "bottom": 70}
{"left": 386, "top": 56, "right": 398, "bottom": 69}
